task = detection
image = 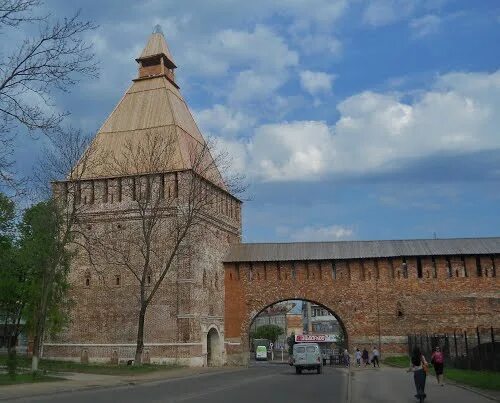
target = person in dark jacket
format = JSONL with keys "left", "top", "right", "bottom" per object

{"left": 362, "top": 348, "right": 369, "bottom": 367}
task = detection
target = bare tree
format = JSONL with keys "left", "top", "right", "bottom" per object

{"left": 0, "top": 0, "right": 97, "bottom": 187}
{"left": 0, "top": 1, "right": 42, "bottom": 27}
{"left": 26, "top": 127, "right": 106, "bottom": 372}
{"left": 81, "top": 131, "right": 244, "bottom": 365}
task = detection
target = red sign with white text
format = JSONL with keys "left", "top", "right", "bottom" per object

{"left": 295, "top": 334, "right": 336, "bottom": 343}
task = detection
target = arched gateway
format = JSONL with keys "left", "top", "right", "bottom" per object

{"left": 206, "top": 327, "right": 222, "bottom": 366}
{"left": 223, "top": 239, "right": 500, "bottom": 365}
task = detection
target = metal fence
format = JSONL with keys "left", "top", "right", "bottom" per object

{"left": 408, "top": 327, "right": 500, "bottom": 371}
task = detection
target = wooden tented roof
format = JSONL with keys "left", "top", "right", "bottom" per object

{"left": 137, "top": 30, "right": 176, "bottom": 66}
{"left": 72, "top": 29, "right": 225, "bottom": 190}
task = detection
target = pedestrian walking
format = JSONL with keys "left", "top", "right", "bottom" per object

{"left": 362, "top": 347, "right": 369, "bottom": 367}
{"left": 407, "top": 347, "right": 428, "bottom": 402}
{"left": 343, "top": 348, "right": 350, "bottom": 367}
{"left": 431, "top": 346, "right": 445, "bottom": 386}
{"left": 355, "top": 348, "right": 362, "bottom": 367}
{"left": 372, "top": 346, "right": 380, "bottom": 368}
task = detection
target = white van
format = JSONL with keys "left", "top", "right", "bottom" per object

{"left": 292, "top": 343, "right": 322, "bottom": 374}
{"left": 255, "top": 345, "right": 268, "bottom": 361}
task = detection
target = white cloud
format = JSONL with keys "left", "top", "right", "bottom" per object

{"left": 240, "top": 70, "right": 500, "bottom": 181}
{"left": 281, "top": 0, "right": 348, "bottom": 26}
{"left": 210, "top": 137, "right": 248, "bottom": 178}
{"left": 279, "top": 225, "right": 354, "bottom": 241}
{"left": 330, "top": 70, "right": 500, "bottom": 173}
{"left": 195, "top": 105, "right": 254, "bottom": 137}
{"left": 155, "top": 0, "right": 348, "bottom": 29}
{"left": 362, "top": 0, "right": 449, "bottom": 27}
{"left": 249, "top": 121, "right": 335, "bottom": 181}
{"left": 300, "top": 71, "right": 335, "bottom": 95}
{"left": 183, "top": 25, "right": 298, "bottom": 77}
{"left": 296, "top": 34, "right": 343, "bottom": 57}
{"left": 230, "top": 70, "right": 289, "bottom": 103}
{"left": 363, "top": 0, "right": 416, "bottom": 27}
{"left": 180, "top": 25, "right": 298, "bottom": 105}
{"left": 410, "top": 14, "right": 441, "bottom": 38}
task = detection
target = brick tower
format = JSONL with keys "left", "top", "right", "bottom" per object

{"left": 46, "top": 26, "right": 242, "bottom": 366}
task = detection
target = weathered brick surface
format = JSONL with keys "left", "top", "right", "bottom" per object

{"left": 48, "top": 173, "right": 241, "bottom": 366}
{"left": 224, "top": 257, "right": 499, "bottom": 363}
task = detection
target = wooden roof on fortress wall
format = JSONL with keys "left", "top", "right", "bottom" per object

{"left": 224, "top": 237, "right": 500, "bottom": 262}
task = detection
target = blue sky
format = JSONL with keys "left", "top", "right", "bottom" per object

{"left": 9, "top": 0, "right": 500, "bottom": 242}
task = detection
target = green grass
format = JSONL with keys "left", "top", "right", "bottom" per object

{"left": 383, "top": 355, "right": 500, "bottom": 391}
{"left": 0, "top": 355, "right": 181, "bottom": 376}
{"left": 444, "top": 368, "right": 500, "bottom": 391}
{"left": 0, "top": 373, "right": 64, "bottom": 386}
{"left": 383, "top": 355, "right": 409, "bottom": 368}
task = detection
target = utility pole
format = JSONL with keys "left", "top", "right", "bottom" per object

{"left": 307, "top": 302, "right": 313, "bottom": 333}
{"left": 375, "top": 274, "right": 382, "bottom": 357}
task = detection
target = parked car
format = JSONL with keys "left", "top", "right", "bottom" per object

{"left": 255, "top": 345, "right": 268, "bottom": 361}
{"left": 292, "top": 343, "right": 322, "bottom": 374}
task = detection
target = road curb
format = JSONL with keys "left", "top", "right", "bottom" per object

{"left": 440, "top": 380, "right": 499, "bottom": 402}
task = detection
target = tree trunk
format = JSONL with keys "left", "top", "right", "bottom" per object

{"left": 32, "top": 295, "right": 48, "bottom": 372}
{"left": 31, "top": 332, "right": 40, "bottom": 372}
{"left": 6, "top": 328, "right": 17, "bottom": 378}
{"left": 134, "top": 304, "right": 147, "bottom": 365}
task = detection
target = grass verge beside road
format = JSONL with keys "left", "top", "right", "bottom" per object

{"left": 0, "top": 373, "right": 64, "bottom": 386}
{"left": 0, "top": 355, "right": 181, "bottom": 376}
{"left": 383, "top": 355, "right": 500, "bottom": 391}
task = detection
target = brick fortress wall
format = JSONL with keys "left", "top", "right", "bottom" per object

{"left": 224, "top": 256, "right": 499, "bottom": 364}
{"left": 45, "top": 171, "right": 241, "bottom": 366}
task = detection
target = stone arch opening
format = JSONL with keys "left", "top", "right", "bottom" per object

{"left": 248, "top": 298, "right": 348, "bottom": 362}
{"left": 206, "top": 327, "right": 221, "bottom": 366}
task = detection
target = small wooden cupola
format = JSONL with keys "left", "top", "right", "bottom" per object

{"left": 135, "top": 25, "right": 178, "bottom": 87}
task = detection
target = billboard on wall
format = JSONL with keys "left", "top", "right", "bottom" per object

{"left": 295, "top": 334, "right": 337, "bottom": 343}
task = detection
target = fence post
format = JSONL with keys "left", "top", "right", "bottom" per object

{"left": 464, "top": 331, "right": 469, "bottom": 369}
{"left": 492, "top": 327, "right": 496, "bottom": 371}
{"left": 444, "top": 333, "right": 449, "bottom": 358}
{"left": 454, "top": 331, "right": 458, "bottom": 358}
{"left": 476, "top": 327, "right": 482, "bottom": 370}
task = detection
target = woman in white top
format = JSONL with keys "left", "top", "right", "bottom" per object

{"left": 407, "top": 347, "right": 428, "bottom": 402}
{"left": 355, "top": 348, "right": 362, "bottom": 367}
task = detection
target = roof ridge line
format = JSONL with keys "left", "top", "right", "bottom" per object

{"left": 235, "top": 237, "right": 500, "bottom": 245}
{"left": 99, "top": 123, "right": 178, "bottom": 135}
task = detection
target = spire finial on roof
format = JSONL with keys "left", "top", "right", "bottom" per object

{"left": 153, "top": 24, "right": 163, "bottom": 34}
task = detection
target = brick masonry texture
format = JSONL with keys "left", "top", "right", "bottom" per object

{"left": 224, "top": 257, "right": 499, "bottom": 364}
{"left": 47, "top": 173, "right": 241, "bottom": 366}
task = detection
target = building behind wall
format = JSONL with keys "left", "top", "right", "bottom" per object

{"left": 44, "top": 27, "right": 242, "bottom": 366}
{"left": 286, "top": 303, "right": 303, "bottom": 338}
{"left": 250, "top": 302, "right": 300, "bottom": 348}
{"left": 302, "top": 302, "right": 340, "bottom": 335}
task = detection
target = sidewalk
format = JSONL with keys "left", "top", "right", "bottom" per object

{"left": 350, "top": 365, "right": 499, "bottom": 403}
{"left": 0, "top": 366, "right": 240, "bottom": 401}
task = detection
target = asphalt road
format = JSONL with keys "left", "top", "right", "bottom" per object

{"left": 17, "top": 363, "right": 348, "bottom": 403}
